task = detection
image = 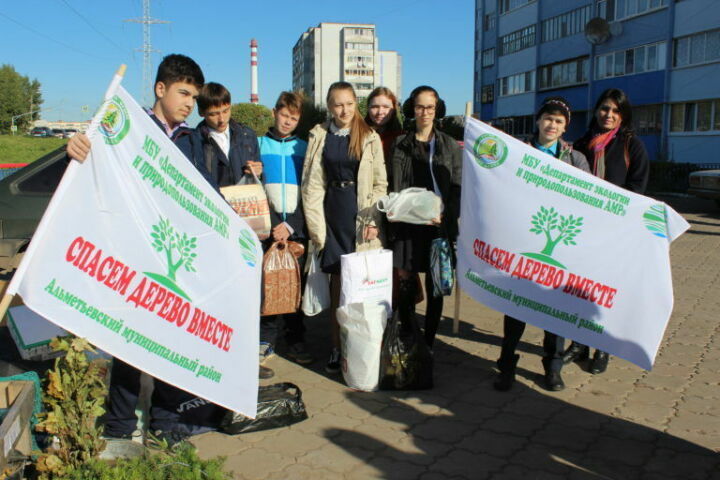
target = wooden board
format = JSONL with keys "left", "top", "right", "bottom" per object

{"left": 0, "top": 380, "right": 34, "bottom": 469}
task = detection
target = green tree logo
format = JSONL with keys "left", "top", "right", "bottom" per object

{"left": 144, "top": 217, "right": 197, "bottom": 301}
{"left": 98, "top": 96, "right": 130, "bottom": 145}
{"left": 472, "top": 134, "right": 508, "bottom": 169}
{"left": 522, "top": 206, "right": 583, "bottom": 269}
{"left": 643, "top": 204, "right": 668, "bottom": 238}
{"left": 237, "top": 230, "right": 257, "bottom": 267}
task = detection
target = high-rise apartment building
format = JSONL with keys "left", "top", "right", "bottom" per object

{"left": 474, "top": 0, "right": 720, "bottom": 163}
{"left": 293, "top": 23, "right": 402, "bottom": 105}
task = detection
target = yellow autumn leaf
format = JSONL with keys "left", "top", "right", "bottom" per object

{"left": 47, "top": 370, "right": 63, "bottom": 398}
{"left": 70, "top": 337, "right": 92, "bottom": 352}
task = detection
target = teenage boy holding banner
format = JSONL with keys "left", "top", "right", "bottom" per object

{"left": 66, "top": 54, "right": 222, "bottom": 444}
{"left": 493, "top": 97, "right": 590, "bottom": 393}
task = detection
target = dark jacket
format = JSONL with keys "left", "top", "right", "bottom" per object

{"left": 171, "top": 123, "right": 217, "bottom": 189}
{"left": 529, "top": 137, "right": 590, "bottom": 173}
{"left": 574, "top": 131, "right": 649, "bottom": 193}
{"left": 184, "top": 119, "right": 260, "bottom": 188}
{"left": 390, "top": 129, "right": 462, "bottom": 242}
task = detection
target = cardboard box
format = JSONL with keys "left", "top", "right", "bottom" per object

{"left": 0, "top": 380, "right": 34, "bottom": 470}
{"left": 6, "top": 306, "right": 67, "bottom": 361}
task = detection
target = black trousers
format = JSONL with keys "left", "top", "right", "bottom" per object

{"left": 398, "top": 273, "right": 444, "bottom": 348}
{"left": 500, "top": 315, "right": 564, "bottom": 373}
{"left": 260, "top": 310, "right": 306, "bottom": 346}
{"left": 104, "top": 359, "right": 221, "bottom": 437}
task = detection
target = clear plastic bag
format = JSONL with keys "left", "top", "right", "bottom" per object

{"left": 376, "top": 187, "right": 443, "bottom": 225}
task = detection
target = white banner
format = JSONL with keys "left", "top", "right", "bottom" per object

{"left": 8, "top": 75, "right": 261, "bottom": 416}
{"left": 457, "top": 117, "right": 689, "bottom": 370}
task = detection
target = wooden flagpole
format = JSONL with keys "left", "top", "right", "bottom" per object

{"left": 453, "top": 101, "right": 474, "bottom": 335}
{"left": 0, "top": 64, "right": 126, "bottom": 322}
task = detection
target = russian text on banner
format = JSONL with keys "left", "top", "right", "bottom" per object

{"left": 6, "top": 71, "right": 262, "bottom": 416}
{"left": 457, "top": 117, "right": 688, "bottom": 370}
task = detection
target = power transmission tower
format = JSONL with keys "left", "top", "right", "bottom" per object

{"left": 125, "top": 0, "right": 169, "bottom": 106}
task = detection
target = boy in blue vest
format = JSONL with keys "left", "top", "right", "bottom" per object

{"left": 258, "top": 91, "right": 312, "bottom": 364}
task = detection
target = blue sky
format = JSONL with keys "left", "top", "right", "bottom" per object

{"left": 0, "top": 0, "right": 474, "bottom": 124}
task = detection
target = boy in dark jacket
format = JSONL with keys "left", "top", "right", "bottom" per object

{"left": 190, "top": 82, "right": 262, "bottom": 186}
{"left": 188, "top": 83, "right": 277, "bottom": 378}
{"left": 67, "top": 54, "right": 220, "bottom": 444}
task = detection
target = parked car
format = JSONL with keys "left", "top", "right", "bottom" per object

{"left": 29, "top": 127, "right": 54, "bottom": 138}
{"left": 51, "top": 129, "right": 66, "bottom": 138}
{"left": 64, "top": 128, "right": 78, "bottom": 138}
{"left": 0, "top": 146, "right": 68, "bottom": 259}
{"left": 688, "top": 170, "right": 720, "bottom": 207}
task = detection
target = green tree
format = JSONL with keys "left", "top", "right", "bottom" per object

{"left": 0, "top": 64, "right": 42, "bottom": 133}
{"left": 150, "top": 217, "right": 198, "bottom": 281}
{"left": 294, "top": 100, "right": 328, "bottom": 141}
{"left": 529, "top": 206, "right": 583, "bottom": 257}
{"left": 357, "top": 96, "right": 368, "bottom": 119}
{"left": 231, "top": 103, "right": 273, "bottom": 136}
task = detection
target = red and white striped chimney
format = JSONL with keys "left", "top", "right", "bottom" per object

{"left": 250, "top": 39, "right": 259, "bottom": 104}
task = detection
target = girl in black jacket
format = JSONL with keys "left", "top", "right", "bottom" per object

{"left": 564, "top": 88, "right": 650, "bottom": 374}
{"left": 389, "top": 86, "right": 462, "bottom": 348}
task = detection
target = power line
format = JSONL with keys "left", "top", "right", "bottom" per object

{"left": 0, "top": 11, "right": 110, "bottom": 61}
{"left": 57, "top": 0, "right": 126, "bottom": 53}
{"left": 125, "top": 0, "right": 169, "bottom": 106}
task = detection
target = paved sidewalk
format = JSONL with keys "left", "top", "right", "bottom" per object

{"left": 193, "top": 196, "right": 720, "bottom": 480}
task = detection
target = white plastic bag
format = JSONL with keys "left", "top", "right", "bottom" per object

{"left": 337, "top": 302, "right": 388, "bottom": 391}
{"left": 302, "top": 249, "right": 330, "bottom": 316}
{"left": 340, "top": 249, "right": 393, "bottom": 315}
{"left": 376, "top": 187, "right": 443, "bottom": 225}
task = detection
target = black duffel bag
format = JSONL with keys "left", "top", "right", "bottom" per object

{"left": 221, "top": 382, "right": 308, "bottom": 434}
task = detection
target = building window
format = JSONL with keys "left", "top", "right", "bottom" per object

{"left": 344, "top": 69, "right": 373, "bottom": 77}
{"left": 541, "top": 5, "right": 592, "bottom": 43}
{"left": 595, "top": 41, "right": 667, "bottom": 79}
{"left": 633, "top": 104, "right": 663, "bottom": 135}
{"left": 349, "top": 28, "right": 372, "bottom": 36}
{"left": 499, "top": 71, "right": 535, "bottom": 96}
{"left": 483, "top": 13, "right": 496, "bottom": 31}
{"left": 482, "top": 48, "right": 495, "bottom": 67}
{"left": 493, "top": 115, "right": 535, "bottom": 138}
{"left": 344, "top": 42, "right": 373, "bottom": 50}
{"left": 674, "top": 29, "right": 720, "bottom": 67}
{"left": 539, "top": 57, "right": 589, "bottom": 90}
{"left": 670, "top": 99, "right": 720, "bottom": 132}
{"left": 481, "top": 85, "right": 494, "bottom": 103}
{"left": 498, "top": 0, "right": 534, "bottom": 15}
{"left": 500, "top": 25, "right": 536, "bottom": 56}
{"left": 598, "top": 0, "right": 667, "bottom": 22}
{"left": 346, "top": 55, "right": 373, "bottom": 67}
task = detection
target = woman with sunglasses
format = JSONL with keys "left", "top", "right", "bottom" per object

{"left": 563, "top": 88, "right": 649, "bottom": 374}
{"left": 388, "top": 86, "right": 461, "bottom": 349}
